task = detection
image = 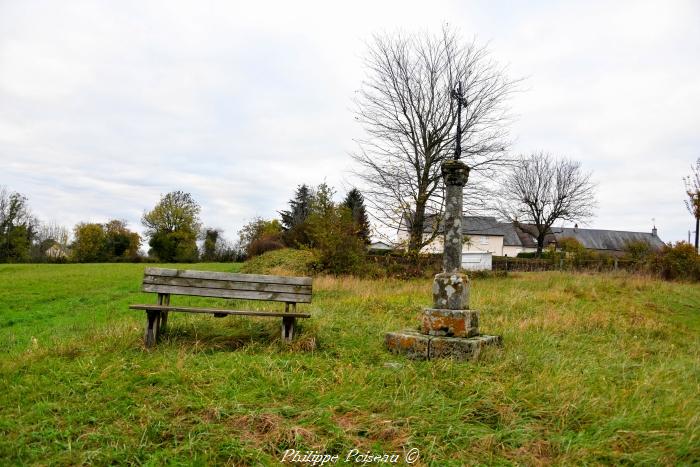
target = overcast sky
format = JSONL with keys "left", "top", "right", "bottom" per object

{"left": 1, "top": 0, "right": 699, "bottom": 245}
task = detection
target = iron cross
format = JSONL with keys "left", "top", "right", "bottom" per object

{"left": 450, "top": 81, "right": 467, "bottom": 160}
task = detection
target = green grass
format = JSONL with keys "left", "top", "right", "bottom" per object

{"left": 0, "top": 264, "right": 699, "bottom": 465}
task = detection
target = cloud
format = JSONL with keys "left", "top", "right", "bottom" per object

{"left": 1, "top": 0, "right": 698, "bottom": 245}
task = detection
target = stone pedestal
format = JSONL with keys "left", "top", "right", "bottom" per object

{"left": 384, "top": 159, "right": 501, "bottom": 361}
{"left": 432, "top": 272, "right": 470, "bottom": 309}
{"left": 386, "top": 330, "right": 501, "bottom": 360}
{"left": 422, "top": 308, "right": 478, "bottom": 337}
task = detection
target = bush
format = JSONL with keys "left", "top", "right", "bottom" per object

{"left": 238, "top": 218, "right": 283, "bottom": 258}
{"left": 305, "top": 206, "right": 368, "bottom": 275}
{"left": 366, "top": 253, "right": 441, "bottom": 279}
{"left": 240, "top": 248, "right": 317, "bottom": 275}
{"left": 247, "top": 238, "right": 285, "bottom": 258}
{"left": 623, "top": 239, "right": 653, "bottom": 263}
{"left": 516, "top": 250, "right": 558, "bottom": 260}
{"left": 650, "top": 242, "right": 700, "bottom": 281}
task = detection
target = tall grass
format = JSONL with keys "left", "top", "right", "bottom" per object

{"left": 0, "top": 264, "right": 698, "bottom": 464}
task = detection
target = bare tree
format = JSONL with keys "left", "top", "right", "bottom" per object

{"left": 684, "top": 157, "right": 700, "bottom": 253}
{"left": 498, "top": 152, "right": 597, "bottom": 255}
{"left": 353, "top": 26, "right": 517, "bottom": 254}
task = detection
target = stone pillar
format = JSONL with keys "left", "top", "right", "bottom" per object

{"left": 431, "top": 159, "right": 470, "bottom": 311}
{"left": 441, "top": 159, "right": 470, "bottom": 273}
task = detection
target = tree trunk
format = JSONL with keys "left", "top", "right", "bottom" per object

{"left": 536, "top": 234, "right": 545, "bottom": 257}
{"left": 695, "top": 217, "right": 699, "bottom": 253}
{"left": 408, "top": 201, "right": 427, "bottom": 255}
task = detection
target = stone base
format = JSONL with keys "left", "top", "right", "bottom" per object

{"left": 432, "top": 272, "right": 470, "bottom": 309}
{"left": 422, "top": 308, "right": 479, "bottom": 337}
{"left": 385, "top": 330, "right": 501, "bottom": 361}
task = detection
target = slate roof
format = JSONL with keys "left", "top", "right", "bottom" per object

{"left": 552, "top": 227, "right": 665, "bottom": 251}
{"left": 424, "top": 216, "right": 526, "bottom": 246}
{"left": 460, "top": 216, "right": 503, "bottom": 236}
{"left": 421, "top": 214, "right": 664, "bottom": 251}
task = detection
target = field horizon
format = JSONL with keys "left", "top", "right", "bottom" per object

{"left": 1, "top": 263, "right": 699, "bottom": 465}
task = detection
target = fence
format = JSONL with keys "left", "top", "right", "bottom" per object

{"left": 493, "top": 257, "right": 646, "bottom": 273}
{"left": 366, "top": 253, "right": 652, "bottom": 277}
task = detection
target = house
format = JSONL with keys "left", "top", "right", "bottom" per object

{"left": 551, "top": 225, "right": 665, "bottom": 255}
{"left": 398, "top": 215, "right": 665, "bottom": 256}
{"left": 45, "top": 243, "right": 69, "bottom": 259}
{"left": 399, "top": 215, "right": 539, "bottom": 256}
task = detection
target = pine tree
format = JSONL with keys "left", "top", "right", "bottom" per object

{"left": 342, "top": 188, "right": 371, "bottom": 244}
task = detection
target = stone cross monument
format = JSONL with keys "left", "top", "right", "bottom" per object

{"left": 384, "top": 82, "right": 501, "bottom": 360}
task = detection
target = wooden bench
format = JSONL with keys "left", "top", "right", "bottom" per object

{"left": 129, "top": 268, "right": 312, "bottom": 347}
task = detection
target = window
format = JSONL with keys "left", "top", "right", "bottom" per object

{"left": 479, "top": 236, "right": 489, "bottom": 245}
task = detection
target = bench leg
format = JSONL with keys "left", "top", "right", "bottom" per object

{"left": 145, "top": 311, "right": 159, "bottom": 348}
{"left": 160, "top": 294, "right": 170, "bottom": 331}
{"left": 282, "top": 316, "right": 296, "bottom": 342}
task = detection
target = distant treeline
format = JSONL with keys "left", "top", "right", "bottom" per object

{"left": 0, "top": 183, "right": 372, "bottom": 273}
{"left": 0, "top": 187, "right": 241, "bottom": 264}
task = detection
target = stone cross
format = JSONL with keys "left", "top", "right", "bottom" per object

{"left": 384, "top": 88, "right": 502, "bottom": 360}
{"left": 384, "top": 156, "right": 502, "bottom": 360}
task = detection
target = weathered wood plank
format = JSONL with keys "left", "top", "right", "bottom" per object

{"left": 143, "top": 275, "right": 312, "bottom": 295}
{"left": 282, "top": 316, "right": 296, "bottom": 341}
{"left": 160, "top": 294, "right": 170, "bottom": 330}
{"left": 129, "top": 304, "right": 311, "bottom": 318}
{"left": 144, "top": 268, "right": 312, "bottom": 286}
{"left": 141, "top": 283, "right": 312, "bottom": 302}
{"left": 144, "top": 311, "right": 159, "bottom": 348}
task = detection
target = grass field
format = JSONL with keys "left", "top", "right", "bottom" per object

{"left": 1, "top": 263, "right": 699, "bottom": 465}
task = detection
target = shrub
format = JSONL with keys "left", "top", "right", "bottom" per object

{"left": 366, "top": 253, "right": 441, "bottom": 279}
{"left": 623, "top": 239, "right": 653, "bottom": 263}
{"left": 238, "top": 218, "right": 283, "bottom": 258}
{"left": 240, "top": 248, "right": 317, "bottom": 275}
{"left": 247, "top": 238, "right": 285, "bottom": 258}
{"left": 558, "top": 237, "right": 589, "bottom": 258}
{"left": 650, "top": 242, "right": 700, "bottom": 281}
{"left": 305, "top": 206, "right": 367, "bottom": 275}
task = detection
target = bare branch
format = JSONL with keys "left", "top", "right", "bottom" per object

{"left": 353, "top": 26, "right": 519, "bottom": 253}
{"left": 497, "top": 151, "right": 597, "bottom": 254}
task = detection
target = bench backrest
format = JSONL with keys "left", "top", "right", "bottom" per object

{"left": 142, "top": 268, "right": 312, "bottom": 303}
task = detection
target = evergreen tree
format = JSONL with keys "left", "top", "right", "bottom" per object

{"left": 280, "top": 184, "right": 313, "bottom": 247}
{"left": 280, "top": 184, "right": 312, "bottom": 230}
{"left": 342, "top": 188, "right": 371, "bottom": 244}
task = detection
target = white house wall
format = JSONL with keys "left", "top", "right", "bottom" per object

{"left": 422, "top": 234, "right": 504, "bottom": 256}
{"left": 463, "top": 235, "right": 503, "bottom": 256}
{"left": 397, "top": 230, "right": 532, "bottom": 257}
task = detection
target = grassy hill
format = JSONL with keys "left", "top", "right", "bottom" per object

{"left": 1, "top": 264, "right": 699, "bottom": 465}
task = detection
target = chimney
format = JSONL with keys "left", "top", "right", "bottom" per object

{"left": 652, "top": 225, "right": 658, "bottom": 237}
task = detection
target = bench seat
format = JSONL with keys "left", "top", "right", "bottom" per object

{"left": 129, "top": 267, "right": 313, "bottom": 347}
{"left": 129, "top": 304, "right": 311, "bottom": 319}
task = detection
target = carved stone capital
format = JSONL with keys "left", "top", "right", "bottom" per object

{"left": 441, "top": 159, "right": 470, "bottom": 187}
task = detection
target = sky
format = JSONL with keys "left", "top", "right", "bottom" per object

{"left": 1, "top": 0, "right": 699, "bottom": 246}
